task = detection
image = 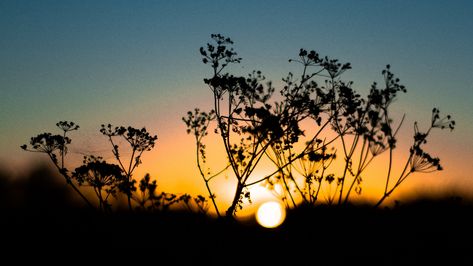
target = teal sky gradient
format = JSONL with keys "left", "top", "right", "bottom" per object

{"left": 1, "top": 1, "right": 472, "bottom": 196}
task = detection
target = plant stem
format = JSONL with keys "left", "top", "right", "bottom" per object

{"left": 49, "top": 154, "right": 95, "bottom": 209}
{"left": 226, "top": 182, "right": 244, "bottom": 217}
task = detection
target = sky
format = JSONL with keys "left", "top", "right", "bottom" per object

{"left": 1, "top": 0, "right": 472, "bottom": 212}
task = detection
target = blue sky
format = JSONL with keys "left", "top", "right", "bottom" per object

{"left": 1, "top": 0, "right": 472, "bottom": 197}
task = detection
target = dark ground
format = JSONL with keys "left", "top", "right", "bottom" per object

{"left": 1, "top": 165, "right": 473, "bottom": 265}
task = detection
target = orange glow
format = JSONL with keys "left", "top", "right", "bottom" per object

{"left": 110, "top": 115, "right": 467, "bottom": 216}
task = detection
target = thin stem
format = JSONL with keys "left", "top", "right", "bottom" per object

{"left": 375, "top": 152, "right": 413, "bottom": 208}
{"left": 374, "top": 171, "right": 412, "bottom": 208}
{"left": 338, "top": 133, "right": 361, "bottom": 205}
{"left": 195, "top": 134, "right": 221, "bottom": 217}
{"left": 204, "top": 180, "right": 220, "bottom": 217}
{"left": 343, "top": 138, "right": 368, "bottom": 204}
{"left": 281, "top": 171, "right": 297, "bottom": 208}
{"left": 48, "top": 153, "right": 95, "bottom": 209}
{"left": 214, "top": 93, "right": 240, "bottom": 182}
{"left": 383, "top": 147, "right": 394, "bottom": 195}
{"left": 108, "top": 136, "right": 127, "bottom": 174}
{"left": 61, "top": 131, "right": 66, "bottom": 170}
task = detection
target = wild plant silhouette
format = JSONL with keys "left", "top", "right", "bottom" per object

{"left": 21, "top": 122, "right": 207, "bottom": 213}
{"left": 20, "top": 34, "right": 456, "bottom": 219}
{"left": 184, "top": 34, "right": 455, "bottom": 217}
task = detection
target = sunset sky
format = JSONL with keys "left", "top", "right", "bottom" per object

{"left": 1, "top": 1, "right": 472, "bottom": 212}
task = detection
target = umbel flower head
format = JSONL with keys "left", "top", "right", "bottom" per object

{"left": 21, "top": 133, "right": 71, "bottom": 164}
{"left": 73, "top": 155, "right": 125, "bottom": 189}
{"left": 409, "top": 108, "right": 455, "bottom": 173}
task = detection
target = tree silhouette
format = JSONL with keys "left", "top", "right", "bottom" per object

{"left": 185, "top": 34, "right": 455, "bottom": 218}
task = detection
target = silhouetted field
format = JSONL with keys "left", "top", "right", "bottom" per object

{"left": 1, "top": 165, "right": 472, "bottom": 265}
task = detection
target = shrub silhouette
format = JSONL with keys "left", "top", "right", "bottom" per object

{"left": 184, "top": 34, "right": 455, "bottom": 218}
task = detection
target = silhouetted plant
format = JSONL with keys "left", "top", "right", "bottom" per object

{"left": 330, "top": 64, "right": 408, "bottom": 205}
{"left": 23, "top": 121, "right": 199, "bottom": 213}
{"left": 132, "top": 173, "right": 202, "bottom": 212}
{"left": 21, "top": 121, "right": 93, "bottom": 208}
{"left": 183, "top": 108, "right": 225, "bottom": 216}
{"left": 99, "top": 124, "right": 157, "bottom": 209}
{"left": 374, "top": 108, "right": 455, "bottom": 207}
{"left": 185, "top": 35, "right": 350, "bottom": 216}
{"left": 271, "top": 63, "right": 455, "bottom": 208}
{"left": 262, "top": 48, "right": 354, "bottom": 207}
{"left": 185, "top": 34, "right": 456, "bottom": 216}
{"left": 192, "top": 194, "right": 211, "bottom": 214}
{"left": 72, "top": 155, "right": 125, "bottom": 212}
{"left": 187, "top": 35, "right": 301, "bottom": 216}
{"left": 286, "top": 143, "right": 337, "bottom": 206}
{"left": 133, "top": 173, "right": 158, "bottom": 210}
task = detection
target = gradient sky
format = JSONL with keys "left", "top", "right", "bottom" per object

{"left": 1, "top": 0, "right": 472, "bottom": 209}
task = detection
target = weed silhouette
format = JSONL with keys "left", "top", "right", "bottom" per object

{"left": 22, "top": 122, "right": 207, "bottom": 213}
{"left": 184, "top": 34, "right": 455, "bottom": 218}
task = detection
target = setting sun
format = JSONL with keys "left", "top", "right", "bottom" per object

{"left": 256, "top": 201, "right": 286, "bottom": 228}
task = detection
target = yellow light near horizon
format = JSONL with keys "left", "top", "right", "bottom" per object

{"left": 256, "top": 201, "right": 286, "bottom": 228}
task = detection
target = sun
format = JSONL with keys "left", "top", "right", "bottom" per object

{"left": 255, "top": 201, "right": 286, "bottom": 228}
